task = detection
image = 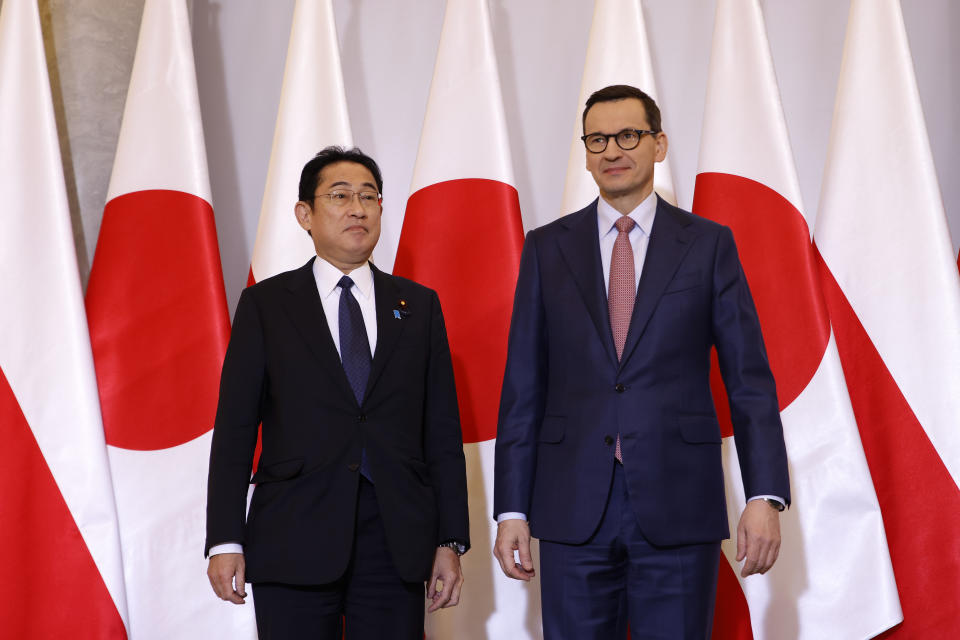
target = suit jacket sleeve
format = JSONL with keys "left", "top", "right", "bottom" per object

{"left": 493, "top": 231, "right": 549, "bottom": 519}
{"left": 710, "top": 226, "right": 791, "bottom": 505}
{"left": 205, "top": 288, "right": 265, "bottom": 555}
{"left": 422, "top": 290, "right": 471, "bottom": 549}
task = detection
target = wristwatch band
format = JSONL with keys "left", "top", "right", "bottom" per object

{"left": 438, "top": 540, "right": 467, "bottom": 556}
{"left": 764, "top": 498, "right": 786, "bottom": 512}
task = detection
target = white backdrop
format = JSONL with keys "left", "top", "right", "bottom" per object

{"left": 177, "top": 0, "right": 960, "bottom": 313}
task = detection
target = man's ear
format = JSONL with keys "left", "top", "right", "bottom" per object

{"left": 654, "top": 132, "right": 669, "bottom": 163}
{"left": 294, "top": 201, "right": 312, "bottom": 231}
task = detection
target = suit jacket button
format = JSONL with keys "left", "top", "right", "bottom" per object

{"left": 358, "top": 414, "right": 367, "bottom": 423}
{"left": 604, "top": 435, "right": 614, "bottom": 445}
{"left": 348, "top": 462, "right": 360, "bottom": 472}
{"left": 615, "top": 383, "right": 625, "bottom": 393}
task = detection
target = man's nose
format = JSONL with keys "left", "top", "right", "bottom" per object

{"left": 602, "top": 143, "right": 624, "bottom": 160}
{"left": 347, "top": 194, "right": 367, "bottom": 216}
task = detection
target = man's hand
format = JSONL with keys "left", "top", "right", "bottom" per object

{"left": 736, "top": 499, "right": 781, "bottom": 577}
{"left": 426, "top": 546, "right": 464, "bottom": 613}
{"left": 207, "top": 553, "right": 247, "bottom": 604}
{"left": 493, "top": 519, "right": 536, "bottom": 581}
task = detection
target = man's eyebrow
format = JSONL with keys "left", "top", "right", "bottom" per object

{"left": 325, "top": 180, "right": 378, "bottom": 191}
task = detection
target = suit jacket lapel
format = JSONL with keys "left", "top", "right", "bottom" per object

{"left": 619, "top": 197, "right": 695, "bottom": 368}
{"left": 282, "top": 257, "right": 357, "bottom": 403}
{"left": 366, "top": 264, "right": 405, "bottom": 400}
{"left": 556, "top": 201, "right": 618, "bottom": 367}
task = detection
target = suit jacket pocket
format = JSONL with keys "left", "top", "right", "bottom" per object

{"left": 678, "top": 416, "right": 722, "bottom": 444}
{"left": 663, "top": 272, "right": 703, "bottom": 294}
{"left": 538, "top": 416, "right": 565, "bottom": 443}
{"left": 409, "top": 459, "right": 432, "bottom": 486}
{"left": 249, "top": 457, "right": 305, "bottom": 484}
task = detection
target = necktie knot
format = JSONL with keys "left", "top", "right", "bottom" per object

{"left": 337, "top": 275, "right": 355, "bottom": 291}
{"left": 615, "top": 216, "right": 635, "bottom": 234}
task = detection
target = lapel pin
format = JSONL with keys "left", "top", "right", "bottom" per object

{"left": 394, "top": 299, "right": 410, "bottom": 319}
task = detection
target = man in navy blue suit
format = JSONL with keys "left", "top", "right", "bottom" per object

{"left": 493, "top": 85, "right": 790, "bottom": 639}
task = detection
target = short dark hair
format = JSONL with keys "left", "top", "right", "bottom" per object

{"left": 298, "top": 146, "right": 384, "bottom": 202}
{"left": 582, "top": 84, "right": 661, "bottom": 134}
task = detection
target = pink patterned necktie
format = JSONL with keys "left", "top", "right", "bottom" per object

{"left": 608, "top": 215, "right": 636, "bottom": 463}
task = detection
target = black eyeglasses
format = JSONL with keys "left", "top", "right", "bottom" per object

{"left": 581, "top": 128, "right": 659, "bottom": 153}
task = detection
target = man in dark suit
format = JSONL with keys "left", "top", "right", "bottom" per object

{"left": 493, "top": 85, "right": 790, "bottom": 638}
{"left": 206, "top": 147, "right": 470, "bottom": 639}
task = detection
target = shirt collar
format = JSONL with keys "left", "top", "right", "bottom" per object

{"left": 597, "top": 190, "right": 658, "bottom": 238}
{"left": 312, "top": 255, "right": 374, "bottom": 301}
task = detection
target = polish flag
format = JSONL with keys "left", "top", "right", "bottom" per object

{"left": 813, "top": 0, "right": 960, "bottom": 636}
{"left": 561, "top": 0, "right": 676, "bottom": 213}
{"left": 0, "top": 0, "right": 128, "bottom": 636}
{"left": 250, "top": 0, "right": 352, "bottom": 285}
{"left": 84, "top": 0, "right": 254, "bottom": 637}
{"left": 693, "top": 1, "right": 903, "bottom": 638}
{"left": 392, "top": 0, "right": 525, "bottom": 636}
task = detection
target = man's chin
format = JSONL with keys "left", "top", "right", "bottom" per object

{"left": 600, "top": 186, "right": 635, "bottom": 199}
{"left": 344, "top": 248, "right": 375, "bottom": 264}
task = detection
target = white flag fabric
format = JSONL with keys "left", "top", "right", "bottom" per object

{"left": 0, "top": 0, "right": 128, "bottom": 636}
{"left": 393, "top": 0, "right": 527, "bottom": 637}
{"left": 693, "top": 1, "right": 902, "bottom": 638}
{"left": 250, "top": 0, "right": 353, "bottom": 283}
{"left": 561, "top": 0, "right": 676, "bottom": 214}
{"left": 814, "top": 0, "right": 960, "bottom": 636}
{"left": 84, "top": 0, "right": 254, "bottom": 637}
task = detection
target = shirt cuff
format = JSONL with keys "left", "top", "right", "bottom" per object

{"left": 496, "top": 512, "right": 527, "bottom": 523}
{"left": 748, "top": 495, "right": 785, "bottom": 507}
{"left": 208, "top": 543, "right": 243, "bottom": 557}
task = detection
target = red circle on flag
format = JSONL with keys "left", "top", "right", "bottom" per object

{"left": 693, "top": 173, "right": 830, "bottom": 437}
{"left": 86, "top": 190, "right": 230, "bottom": 450}
{"left": 394, "top": 179, "right": 524, "bottom": 444}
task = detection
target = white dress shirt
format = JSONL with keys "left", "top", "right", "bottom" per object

{"left": 209, "top": 256, "right": 378, "bottom": 557}
{"left": 597, "top": 190, "right": 657, "bottom": 294}
{"left": 312, "top": 256, "right": 378, "bottom": 358}
{"left": 496, "top": 193, "right": 781, "bottom": 524}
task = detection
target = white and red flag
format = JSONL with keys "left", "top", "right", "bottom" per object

{"left": 561, "top": 0, "right": 676, "bottom": 213}
{"left": 814, "top": 0, "right": 960, "bottom": 636}
{"left": 392, "top": 0, "right": 526, "bottom": 636}
{"left": 84, "top": 0, "right": 253, "bottom": 637}
{"left": 250, "top": 0, "right": 352, "bottom": 285}
{"left": 693, "top": 1, "right": 902, "bottom": 638}
{"left": 0, "top": 0, "right": 128, "bottom": 636}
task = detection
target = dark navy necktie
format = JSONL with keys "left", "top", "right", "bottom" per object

{"left": 337, "top": 275, "right": 372, "bottom": 480}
